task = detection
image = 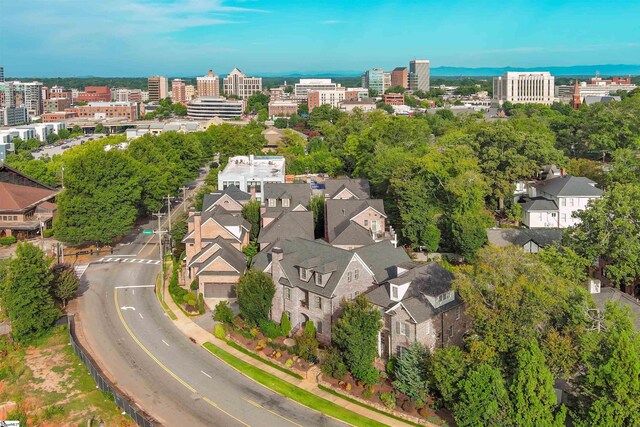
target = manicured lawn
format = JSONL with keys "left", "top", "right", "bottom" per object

{"left": 223, "top": 338, "right": 303, "bottom": 379}
{"left": 203, "top": 342, "right": 389, "bottom": 427}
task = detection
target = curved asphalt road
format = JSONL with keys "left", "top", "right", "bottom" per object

{"left": 76, "top": 183, "right": 348, "bottom": 426}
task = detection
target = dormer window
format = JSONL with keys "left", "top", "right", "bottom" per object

{"left": 391, "top": 285, "right": 399, "bottom": 300}
{"left": 315, "top": 273, "right": 324, "bottom": 286}
{"left": 436, "top": 291, "right": 454, "bottom": 304}
{"left": 268, "top": 198, "right": 276, "bottom": 207}
{"left": 282, "top": 198, "right": 290, "bottom": 208}
{"left": 300, "top": 268, "right": 308, "bottom": 280}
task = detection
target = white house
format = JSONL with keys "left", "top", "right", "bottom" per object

{"left": 218, "top": 155, "right": 285, "bottom": 201}
{"left": 521, "top": 175, "right": 603, "bottom": 228}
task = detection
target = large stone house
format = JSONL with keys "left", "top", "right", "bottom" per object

{"left": 486, "top": 228, "right": 563, "bottom": 254}
{"left": 323, "top": 178, "right": 371, "bottom": 200}
{"left": 183, "top": 206, "right": 250, "bottom": 300}
{"left": 519, "top": 174, "right": 603, "bottom": 228}
{"left": 261, "top": 182, "right": 312, "bottom": 227}
{"left": 365, "top": 262, "right": 470, "bottom": 357}
{"left": 202, "top": 185, "right": 251, "bottom": 213}
{"left": 0, "top": 164, "right": 58, "bottom": 239}
{"left": 252, "top": 238, "right": 410, "bottom": 344}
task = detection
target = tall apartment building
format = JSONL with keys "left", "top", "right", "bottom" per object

{"left": 493, "top": 71, "right": 555, "bottom": 105}
{"left": 171, "top": 79, "right": 186, "bottom": 103}
{"left": 1, "top": 107, "right": 28, "bottom": 126}
{"left": 362, "top": 68, "right": 391, "bottom": 94}
{"left": 223, "top": 68, "right": 263, "bottom": 99}
{"left": 113, "top": 88, "right": 142, "bottom": 103}
{"left": 391, "top": 67, "right": 408, "bottom": 89}
{"left": 308, "top": 88, "right": 346, "bottom": 111}
{"left": 14, "top": 82, "right": 43, "bottom": 116}
{"left": 0, "top": 82, "right": 15, "bottom": 108}
{"left": 294, "top": 79, "right": 340, "bottom": 98}
{"left": 197, "top": 70, "right": 220, "bottom": 97}
{"left": 409, "top": 60, "right": 430, "bottom": 92}
{"left": 148, "top": 76, "right": 169, "bottom": 101}
{"left": 185, "top": 85, "right": 196, "bottom": 101}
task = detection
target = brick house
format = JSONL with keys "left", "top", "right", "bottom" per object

{"left": 323, "top": 178, "right": 371, "bottom": 200}
{"left": 324, "top": 199, "right": 397, "bottom": 249}
{"left": 365, "top": 262, "right": 470, "bottom": 357}
{"left": 252, "top": 238, "right": 410, "bottom": 344}
{"left": 202, "top": 185, "right": 252, "bottom": 213}
{"left": 182, "top": 206, "right": 250, "bottom": 300}
{"left": 261, "top": 182, "right": 312, "bottom": 227}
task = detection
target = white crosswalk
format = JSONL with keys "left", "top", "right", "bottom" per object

{"left": 99, "top": 257, "right": 161, "bottom": 265}
{"left": 74, "top": 264, "right": 89, "bottom": 278}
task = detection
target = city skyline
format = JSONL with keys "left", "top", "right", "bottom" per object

{"left": 2, "top": 0, "right": 640, "bottom": 77}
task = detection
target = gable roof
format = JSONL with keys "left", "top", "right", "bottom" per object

{"left": 534, "top": 175, "right": 603, "bottom": 198}
{"left": 366, "top": 262, "right": 461, "bottom": 323}
{"left": 354, "top": 241, "right": 411, "bottom": 283}
{"left": 487, "top": 228, "right": 563, "bottom": 248}
{"left": 0, "top": 164, "right": 58, "bottom": 212}
{"left": 190, "top": 237, "right": 247, "bottom": 274}
{"left": 325, "top": 199, "right": 386, "bottom": 243}
{"left": 202, "top": 185, "right": 251, "bottom": 212}
{"left": 324, "top": 178, "right": 370, "bottom": 199}
{"left": 520, "top": 197, "right": 558, "bottom": 212}
{"left": 263, "top": 183, "right": 311, "bottom": 210}
{"left": 188, "top": 205, "right": 251, "bottom": 242}
{"left": 258, "top": 211, "right": 314, "bottom": 246}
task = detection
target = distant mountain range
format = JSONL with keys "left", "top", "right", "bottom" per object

{"left": 259, "top": 64, "right": 640, "bottom": 78}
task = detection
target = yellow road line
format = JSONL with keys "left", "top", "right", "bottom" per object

{"left": 114, "top": 288, "right": 251, "bottom": 426}
{"left": 244, "top": 398, "right": 304, "bottom": 427}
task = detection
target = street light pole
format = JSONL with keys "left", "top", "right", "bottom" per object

{"left": 180, "top": 186, "right": 189, "bottom": 212}
{"left": 152, "top": 211, "right": 167, "bottom": 301}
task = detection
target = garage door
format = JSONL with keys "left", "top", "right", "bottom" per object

{"left": 203, "top": 283, "right": 236, "bottom": 298}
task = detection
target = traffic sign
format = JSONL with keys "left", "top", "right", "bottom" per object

{"left": 142, "top": 229, "right": 154, "bottom": 235}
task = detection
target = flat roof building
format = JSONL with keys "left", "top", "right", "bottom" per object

{"left": 218, "top": 155, "right": 286, "bottom": 200}
{"left": 268, "top": 100, "right": 298, "bottom": 117}
{"left": 187, "top": 96, "right": 243, "bottom": 120}
{"left": 75, "top": 86, "right": 111, "bottom": 103}
{"left": 294, "top": 79, "right": 340, "bottom": 98}
{"left": 148, "top": 76, "right": 169, "bottom": 101}
{"left": 391, "top": 67, "right": 408, "bottom": 89}
{"left": 197, "top": 70, "right": 220, "bottom": 97}
{"left": 409, "top": 60, "right": 430, "bottom": 92}
{"left": 493, "top": 71, "right": 555, "bottom": 106}
{"left": 172, "top": 79, "right": 186, "bottom": 103}
{"left": 308, "top": 88, "right": 347, "bottom": 111}
{"left": 362, "top": 68, "right": 391, "bottom": 94}
{"left": 68, "top": 102, "right": 139, "bottom": 120}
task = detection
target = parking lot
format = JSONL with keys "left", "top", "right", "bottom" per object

{"left": 32, "top": 133, "right": 107, "bottom": 159}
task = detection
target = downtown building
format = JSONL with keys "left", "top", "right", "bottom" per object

{"left": 362, "top": 68, "right": 391, "bottom": 94}
{"left": 294, "top": 79, "right": 340, "bottom": 99}
{"left": 391, "top": 67, "right": 408, "bottom": 89}
{"left": 148, "top": 76, "right": 169, "bottom": 101}
{"left": 75, "top": 86, "right": 111, "bottom": 103}
{"left": 493, "top": 71, "right": 555, "bottom": 105}
{"left": 67, "top": 102, "right": 139, "bottom": 120}
{"left": 557, "top": 75, "right": 636, "bottom": 102}
{"left": 113, "top": 88, "right": 143, "bottom": 103}
{"left": 187, "top": 96, "right": 244, "bottom": 120}
{"left": 197, "top": 70, "right": 220, "bottom": 97}
{"left": 409, "top": 60, "right": 430, "bottom": 92}
{"left": 223, "top": 68, "right": 262, "bottom": 99}
{"left": 171, "top": 79, "right": 186, "bottom": 103}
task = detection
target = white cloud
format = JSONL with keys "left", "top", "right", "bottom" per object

{"left": 320, "top": 20, "right": 343, "bottom": 25}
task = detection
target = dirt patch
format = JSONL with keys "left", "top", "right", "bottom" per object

{"left": 24, "top": 344, "right": 70, "bottom": 394}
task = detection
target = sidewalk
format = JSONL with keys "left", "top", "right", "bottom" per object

{"left": 162, "top": 291, "right": 434, "bottom": 427}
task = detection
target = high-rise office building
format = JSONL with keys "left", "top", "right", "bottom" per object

{"left": 223, "top": 68, "right": 262, "bottom": 99}
{"left": 0, "top": 66, "right": 4, "bottom": 83}
{"left": 197, "top": 70, "right": 220, "bottom": 97}
{"left": 294, "top": 79, "right": 339, "bottom": 98}
{"left": 185, "top": 85, "right": 196, "bottom": 101}
{"left": 172, "top": 79, "right": 186, "bottom": 103}
{"left": 148, "top": 76, "right": 169, "bottom": 101}
{"left": 493, "top": 71, "right": 555, "bottom": 105}
{"left": 14, "top": 81, "right": 43, "bottom": 116}
{"left": 391, "top": 67, "right": 408, "bottom": 89}
{"left": 361, "top": 68, "right": 391, "bottom": 94}
{"left": 409, "top": 60, "right": 430, "bottom": 92}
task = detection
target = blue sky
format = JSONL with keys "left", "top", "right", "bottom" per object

{"left": 1, "top": 0, "right": 639, "bottom": 77}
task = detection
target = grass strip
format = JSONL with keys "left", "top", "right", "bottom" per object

{"left": 203, "top": 342, "right": 388, "bottom": 427}
{"left": 156, "top": 273, "right": 177, "bottom": 320}
{"left": 224, "top": 338, "right": 303, "bottom": 380}
{"left": 318, "top": 384, "right": 426, "bottom": 427}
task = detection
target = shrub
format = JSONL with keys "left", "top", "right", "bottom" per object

{"left": 259, "top": 319, "right": 282, "bottom": 339}
{"left": 285, "top": 358, "right": 294, "bottom": 368}
{"left": 295, "top": 322, "right": 319, "bottom": 362}
{"left": 198, "top": 293, "right": 204, "bottom": 314}
{"left": 379, "top": 391, "right": 397, "bottom": 410}
{"left": 236, "top": 269, "right": 276, "bottom": 325}
{"left": 43, "top": 228, "right": 55, "bottom": 238}
{"left": 362, "top": 384, "right": 374, "bottom": 399}
{"left": 213, "top": 323, "right": 226, "bottom": 339}
{"left": 184, "top": 292, "right": 198, "bottom": 308}
{"left": 322, "top": 347, "right": 348, "bottom": 379}
{"left": 280, "top": 311, "right": 292, "bottom": 337}
{"left": 213, "top": 300, "right": 234, "bottom": 324}
{"left": 190, "top": 279, "right": 199, "bottom": 291}
{"left": 0, "top": 236, "right": 17, "bottom": 246}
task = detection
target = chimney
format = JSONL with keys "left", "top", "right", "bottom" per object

{"left": 249, "top": 184, "right": 256, "bottom": 200}
{"left": 272, "top": 246, "right": 284, "bottom": 262}
{"left": 249, "top": 154, "right": 254, "bottom": 164}
{"left": 561, "top": 168, "right": 566, "bottom": 177}
{"left": 194, "top": 212, "right": 202, "bottom": 253}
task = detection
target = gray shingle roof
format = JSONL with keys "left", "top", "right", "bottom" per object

{"left": 486, "top": 228, "right": 563, "bottom": 248}
{"left": 189, "top": 237, "right": 247, "bottom": 274}
{"left": 325, "top": 199, "right": 386, "bottom": 243}
{"left": 258, "top": 211, "right": 314, "bottom": 246}
{"left": 520, "top": 197, "right": 558, "bottom": 212}
{"left": 187, "top": 206, "right": 251, "bottom": 242}
{"left": 202, "top": 185, "right": 251, "bottom": 212}
{"left": 324, "top": 179, "right": 370, "bottom": 199}
{"left": 592, "top": 287, "right": 640, "bottom": 331}
{"left": 262, "top": 183, "right": 312, "bottom": 215}
{"left": 534, "top": 175, "right": 603, "bottom": 198}
{"left": 354, "top": 241, "right": 411, "bottom": 283}
{"left": 365, "top": 262, "right": 461, "bottom": 324}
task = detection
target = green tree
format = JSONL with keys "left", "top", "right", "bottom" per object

{"left": 428, "top": 345, "right": 467, "bottom": 407}
{"left": 295, "top": 321, "right": 319, "bottom": 362}
{"left": 257, "top": 108, "right": 269, "bottom": 122}
{"left": 274, "top": 118, "right": 288, "bottom": 129}
{"left": 454, "top": 364, "right": 512, "bottom": 427}
{"left": 308, "top": 196, "right": 325, "bottom": 239}
{"left": 236, "top": 269, "right": 275, "bottom": 325}
{"left": 1, "top": 243, "right": 59, "bottom": 343}
{"left": 392, "top": 342, "right": 429, "bottom": 406}
{"left": 213, "top": 300, "right": 234, "bottom": 324}
{"left": 170, "top": 212, "right": 188, "bottom": 257}
{"left": 509, "top": 340, "right": 566, "bottom": 427}
{"left": 94, "top": 123, "right": 106, "bottom": 134}
{"left": 385, "top": 86, "right": 405, "bottom": 94}
{"left": 564, "top": 183, "right": 640, "bottom": 291}
{"left": 71, "top": 125, "right": 83, "bottom": 135}
{"left": 46, "top": 133, "right": 59, "bottom": 144}
{"left": 280, "top": 311, "right": 291, "bottom": 337}
{"left": 172, "top": 103, "right": 187, "bottom": 116}
{"left": 332, "top": 295, "right": 381, "bottom": 385}
{"left": 50, "top": 263, "right": 80, "bottom": 308}
{"left": 57, "top": 128, "right": 71, "bottom": 140}
{"left": 246, "top": 92, "right": 269, "bottom": 114}
{"left": 241, "top": 200, "right": 261, "bottom": 241}
{"left": 538, "top": 245, "right": 590, "bottom": 287}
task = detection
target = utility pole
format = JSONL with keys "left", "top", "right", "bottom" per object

{"left": 164, "top": 194, "right": 175, "bottom": 231}
{"left": 152, "top": 212, "right": 167, "bottom": 302}
{"left": 61, "top": 166, "right": 65, "bottom": 189}
{"left": 180, "top": 186, "right": 189, "bottom": 212}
